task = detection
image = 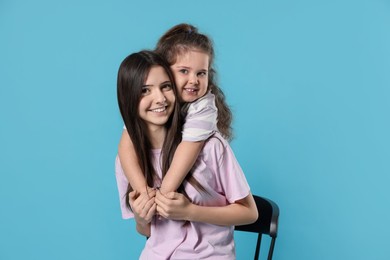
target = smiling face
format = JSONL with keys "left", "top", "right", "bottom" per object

{"left": 170, "top": 50, "right": 209, "bottom": 103}
{"left": 138, "top": 66, "right": 175, "bottom": 131}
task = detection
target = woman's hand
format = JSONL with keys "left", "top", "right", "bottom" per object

{"left": 129, "top": 187, "right": 156, "bottom": 236}
{"left": 155, "top": 190, "right": 192, "bottom": 221}
{"left": 157, "top": 192, "right": 258, "bottom": 226}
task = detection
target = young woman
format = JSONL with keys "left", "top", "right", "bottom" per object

{"left": 116, "top": 50, "right": 257, "bottom": 259}
{"left": 118, "top": 23, "right": 233, "bottom": 197}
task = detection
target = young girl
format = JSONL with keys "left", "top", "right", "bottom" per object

{"left": 118, "top": 23, "right": 233, "bottom": 195}
{"left": 115, "top": 50, "right": 257, "bottom": 259}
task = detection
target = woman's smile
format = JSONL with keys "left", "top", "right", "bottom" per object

{"left": 138, "top": 66, "right": 175, "bottom": 129}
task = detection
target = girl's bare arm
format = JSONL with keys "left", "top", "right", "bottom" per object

{"left": 118, "top": 130, "right": 148, "bottom": 191}
{"left": 159, "top": 141, "right": 204, "bottom": 194}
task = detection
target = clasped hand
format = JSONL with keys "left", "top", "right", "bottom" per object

{"left": 129, "top": 187, "right": 191, "bottom": 223}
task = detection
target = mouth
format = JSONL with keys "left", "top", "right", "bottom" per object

{"left": 183, "top": 88, "right": 199, "bottom": 94}
{"left": 149, "top": 106, "right": 167, "bottom": 113}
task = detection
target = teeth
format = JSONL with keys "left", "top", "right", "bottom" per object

{"left": 151, "top": 107, "right": 166, "bottom": 112}
{"left": 185, "top": 89, "right": 197, "bottom": 92}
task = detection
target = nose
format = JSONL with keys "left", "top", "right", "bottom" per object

{"left": 154, "top": 89, "right": 167, "bottom": 104}
{"left": 189, "top": 73, "right": 198, "bottom": 85}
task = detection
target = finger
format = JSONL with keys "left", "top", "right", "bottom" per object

{"left": 146, "top": 189, "right": 156, "bottom": 199}
{"left": 143, "top": 196, "right": 156, "bottom": 211}
{"left": 157, "top": 191, "right": 182, "bottom": 208}
{"left": 156, "top": 204, "right": 167, "bottom": 218}
{"left": 138, "top": 190, "right": 153, "bottom": 204}
{"left": 139, "top": 195, "right": 156, "bottom": 216}
{"left": 155, "top": 191, "right": 169, "bottom": 206}
{"left": 155, "top": 194, "right": 170, "bottom": 215}
{"left": 146, "top": 186, "right": 155, "bottom": 193}
{"left": 133, "top": 192, "right": 151, "bottom": 214}
{"left": 146, "top": 203, "right": 157, "bottom": 220}
{"left": 139, "top": 189, "right": 156, "bottom": 201}
{"left": 155, "top": 190, "right": 164, "bottom": 201}
{"left": 156, "top": 189, "right": 176, "bottom": 202}
{"left": 164, "top": 191, "right": 178, "bottom": 200}
{"left": 129, "top": 190, "right": 139, "bottom": 207}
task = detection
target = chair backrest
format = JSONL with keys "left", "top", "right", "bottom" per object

{"left": 235, "top": 195, "right": 280, "bottom": 260}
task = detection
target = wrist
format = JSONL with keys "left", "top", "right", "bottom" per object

{"left": 136, "top": 222, "right": 150, "bottom": 237}
{"left": 186, "top": 203, "right": 197, "bottom": 222}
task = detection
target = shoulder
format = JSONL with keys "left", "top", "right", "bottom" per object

{"left": 201, "top": 133, "right": 229, "bottom": 160}
{"left": 197, "top": 91, "right": 216, "bottom": 107}
{"left": 187, "top": 91, "right": 217, "bottom": 115}
{"left": 205, "top": 132, "right": 227, "bottom": 147}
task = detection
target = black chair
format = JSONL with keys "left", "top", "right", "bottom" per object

{"left": 235, "top": 195, "right": 280, "bottom": 260}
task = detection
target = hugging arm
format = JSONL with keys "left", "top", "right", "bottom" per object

{"left": 156, "top": 191, "right": 258, "bottom": 226}
{"left": 156, "top": 136, "right": 258, "bottom": 226}
{"left": 159, "top": 96, "right": 217, "bottom": 195}
{"left": 159, "top": 141, "right": 204, "bottom": 194}
{"left": 118, "top": 130, "right": 148, "bottom": 192}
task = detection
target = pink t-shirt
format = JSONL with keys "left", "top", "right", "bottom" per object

{"left": 115, "top": 133, "right": 251, "bottom": 259}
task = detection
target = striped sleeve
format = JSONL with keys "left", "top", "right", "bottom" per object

{"left": 182, "top": 92, "right": 218, "bottom": 142}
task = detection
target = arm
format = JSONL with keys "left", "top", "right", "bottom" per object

{"left": 160, "top": 92, "right": 217, "bottom": 193}
{"left": 128, "top": 188, "right": 157, "bottom": 237}
{"left": 155, "top": 191, "right": 258, "bottom": 226}
{"left": 118, "top": 130, "right": 148, "bottom": 191}
{"left": 159, "top": 141, "right": 204, "bottom": 194}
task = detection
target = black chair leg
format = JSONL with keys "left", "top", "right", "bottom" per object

{"left": 254, "top": 234, "right": 262, "bottom": 260}
{"left": 267, "top": 237, "right": 276, "bottom": 260}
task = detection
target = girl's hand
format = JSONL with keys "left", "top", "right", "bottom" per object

{"left": 129, "top": 187, "right": 156, "bottom": 225}
{"left": 155, "top": 190, "right": 192, "bottom": 221}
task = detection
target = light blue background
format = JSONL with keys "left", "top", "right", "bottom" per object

{"left": 1, "top": 0, "right": 389, "bottom": 259}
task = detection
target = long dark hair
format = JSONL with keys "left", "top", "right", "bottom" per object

{"left": 117, "top": 50, "right": 182, "bottom": 206}
{"left": 117, "top": 50, "right": 205, "bottom": 207}
{"left": 156, "top": 23, "right": 233, "bottom": 141}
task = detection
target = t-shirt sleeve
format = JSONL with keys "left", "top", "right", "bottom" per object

{"left": 182, "top": 92, "right": 218, "bottom": 142}
{"left": 207, "top": 136, "right": 251, "bottom": 203}
{"left": 115, "top": 156, "right": 134, "bottom": 219}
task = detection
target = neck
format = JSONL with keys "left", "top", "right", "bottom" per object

{"left": 146, "top": 126, "right": 166, "bottom": 149}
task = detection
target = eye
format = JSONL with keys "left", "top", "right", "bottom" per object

{"left": 141, "top": 87, "right": 150, "bottom": 96}
{"left": 179, "top": 69, "right": 189, "bottom": 75}
{"left": 161, "top": 83, "right": 172, "bottom": 91}
{"left": 198, "top": 71, "right": 207, "bottom": 77}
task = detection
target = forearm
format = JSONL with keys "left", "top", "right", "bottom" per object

{"left": 160, "top": 141, "right": 204, "bottom": 194}
{"left": 186, "top": 195, "right": 258, "bottom": 226}
{"left": 156, "top": 192, "right": 258, "bottom": 226}
{"left": 118, "top": 130, "right": 147, "bottom": 191}
{"left": 129, "top": 189, "right": 156, "bottom": 237}
{"left": 135, "top": 221, "right": 151, "bottom": 237}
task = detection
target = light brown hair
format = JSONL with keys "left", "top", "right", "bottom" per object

{"left": 156, "top": 23, "right": 233, "bottom": 140}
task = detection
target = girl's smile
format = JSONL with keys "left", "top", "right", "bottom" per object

{"left": 170, "top": 50, "right": 209, "bottom": 103}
